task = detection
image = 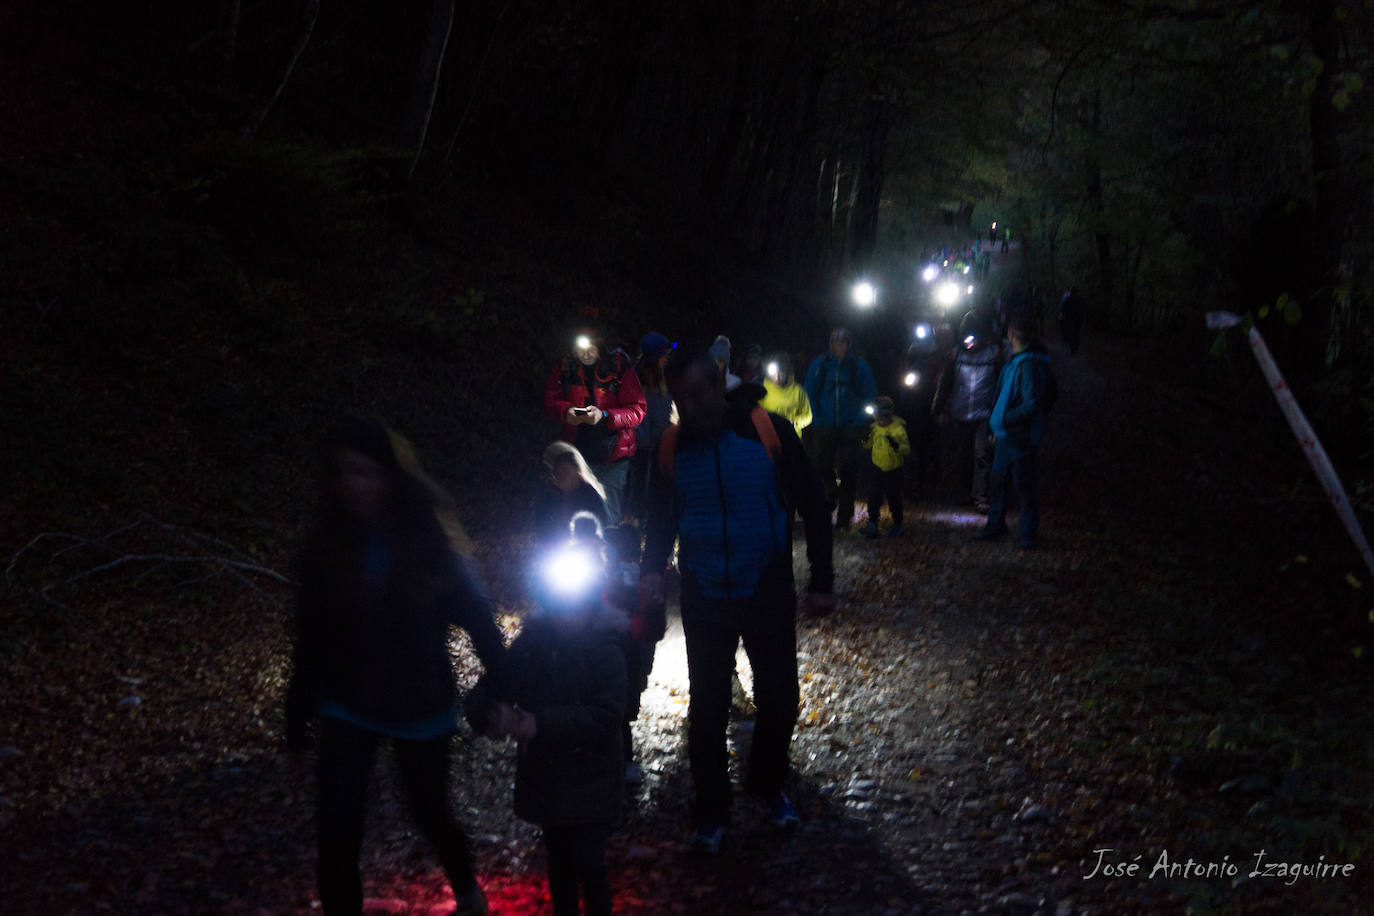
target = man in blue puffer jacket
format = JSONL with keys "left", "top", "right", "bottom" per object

{"left": 974, "top": 317, "right": 1050, "bottom": 548}
{"left": 803, "top": 327, "right": 878, "bottom": 530}
{"left": 641, "top": 341, "right": 835, "bottom": 857}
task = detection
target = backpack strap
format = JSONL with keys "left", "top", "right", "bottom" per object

{"left": 748, "top": 405, "right": 782, "bottom": 462}
{"left": 657, "top": 406, "right": 780, "bottom": 479}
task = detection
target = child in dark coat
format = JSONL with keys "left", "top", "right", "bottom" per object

{"left": 469, "top": 514, "right": 627, "bottom": 916}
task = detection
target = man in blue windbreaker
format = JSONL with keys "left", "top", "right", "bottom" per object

{"left": 802, "top": 327, "right": 878, "bottom": 530}
{"left": 641, "top": 341, "right": 835, "bottom": 856}
{"left": 974, "top": 317, "right": 1050, "bottom": 548}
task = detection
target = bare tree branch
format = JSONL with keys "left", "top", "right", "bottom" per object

{"left": 7, "top": 517, "right": 295, "bottom": 613}
{"left": 242, "top": 0, "right": 321, "bottom": 139}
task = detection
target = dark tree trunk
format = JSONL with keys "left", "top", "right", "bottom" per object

{"left": 401, "top": 0, "right": 455, "bottom": 181}
{"left": 700, "top": 0, "right": 757, "bottom": 203}
{"left": 955, "top": 202, "right": 975, "bottom": 237}
{"left": 217, "top": 0, "right": 241, "bottom": 85}
{"left": 731, "top": 38, "right": 797, "bottom": 247}
{"left": 1085, "top": 86, "right": 1114, "bottom": 328}
{"left": 1304, "top": 0, "right": 1342, "bottom": 377}
{"left": 591, "top": 0, "right": 645, "bottom": 155}
{"left": 848, "top": 96, "right": 889, "bottom": 275}
{"left": 243, "top": 0, "right": 320, "bottom": 138}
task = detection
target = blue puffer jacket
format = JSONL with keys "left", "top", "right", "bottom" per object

{"left": 988, "top": 344, "right": 1050, "bottom": 455}
{"left": 803, "top": 354, "right": 878, "bottom": 429}
{"left": 643, "top": 407, "right": 834, "bottom": 600}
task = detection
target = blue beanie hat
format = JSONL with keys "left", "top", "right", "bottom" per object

{"left": 639, "top": 331, "right": 672, "bottom": 360}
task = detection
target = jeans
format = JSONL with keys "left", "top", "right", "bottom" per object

{"left": 986, "top": 441, "right": 1039, "bottom": 542}
{"left": 588, "top": 457, "right": 630, "bottom": 524}
{"left": 316, "top": 720, "right": 475, "bottom": 915}
{"left": 544, "top": 824, "right": 612, "bottom": 916}
{"left": 680, "top": 575, "right": 798, "bottom": 825}
{"left": 808, "top": 425, "right": 863, "bottom": 525}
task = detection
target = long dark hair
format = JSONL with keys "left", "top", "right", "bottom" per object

{"left": 319, "top": 416, "right": 473, "bottom": 555}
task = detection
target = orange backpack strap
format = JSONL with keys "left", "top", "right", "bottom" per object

{"left": 657, "top": 407, "right": 780, "bottom": 479}
{"left": 749, "top": 406, "right": 782, "bottom": 462}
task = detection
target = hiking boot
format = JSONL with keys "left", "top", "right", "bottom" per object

{"left": 972, "top": 524, "right": 1008, "bottom": 542}
{"left": 859, "top": 522, "right": 879, "bottom": 539}
{"left": 759, "top": 792, "right": 800, "bottom": 829}
{"left": 687, "top": 824, "right": 725, "bottom": 855}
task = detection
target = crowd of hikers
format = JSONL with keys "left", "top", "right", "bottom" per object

{"left": 285, "top": 289, "right": 1079, "bottom": 914}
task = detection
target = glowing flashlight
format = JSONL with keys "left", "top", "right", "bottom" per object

{"left": 852, "top": 281, "right": 877, "bottom": 307}
{"left": 966, "top": 285, "right": 974, "bottom": 295}
{"left": 964, "top": 334, "right": 977, "bottom": 348}
{"left": 574, "top": 335, "right": 591, "bottom": 350}
{"left": 865, "top": 404, "right": 876, "bottom": 416}
{"left": 766, "top": 361, "right": 780, "bottom": 381}
{"left": 541, "top": 544, "right": 600, "bottom": 601}
{"left": 936, "top": 281, "right": 961, "bottom": 308}
{"left": 914, "top": 323, "right": 930, "bottom": 340}
{"left": 962, "top": 265, "right": 970, "bottom": 275}
{"left": 904, "top": 371, "right": 919, "bottom": 387}
{"left": 921, "top": 265, "right": 938, "bottom": 283}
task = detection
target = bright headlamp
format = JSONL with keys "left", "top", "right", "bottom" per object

{"left": 936, "top": 281, "right": 961, "bottom": 308}
{"left": 540, "top": 543, "right": 601, "bottom": 603}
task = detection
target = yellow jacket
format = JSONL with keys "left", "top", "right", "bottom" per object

{"left": 863, "top": 418, "right": 911, "bottom": 471}
{"left": 760, "top": 379, "right": 812, "bottom": 435}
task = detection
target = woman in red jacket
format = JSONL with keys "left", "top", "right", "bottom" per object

{"left": 543, "top": 326, "right": 647, "bottom": 523}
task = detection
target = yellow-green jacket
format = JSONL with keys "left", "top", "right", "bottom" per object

{"left": 760, "top": 379, "right": 812, "bottom": 436}
{"left": 863, "top": 418, "right": 911, "bottom": 472}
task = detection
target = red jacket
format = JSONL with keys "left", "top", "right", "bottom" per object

{"left": 543, "top": 351, "right": 647, "bottom": 464}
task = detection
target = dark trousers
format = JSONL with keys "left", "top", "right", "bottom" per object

{"left": 867, "top": 467, "right": 905, "bottom": 528}
{"left": 680, "top": 579, "right": 798, "bottom": 825}
{"left": 809, "top": 425, "right": 862, "bottom": 525}
{"left": 621, "top": 613, "right": 664, "bottom": 761}
{"left": 951, "top": 419, "right": 994, "bottom": 505}
{"left": 316, "top": 720, "right": 475, "bottom": 916}
{"left": 987, "top": 443, "right": 1040, "bottom": 541}
{"left": 544, "top": 824, "right": 612, "bottom": 916}
{"left": 902, "top": 412, "right": 939, "bottom": 498}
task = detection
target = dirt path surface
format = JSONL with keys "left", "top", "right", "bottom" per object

{"left": 4, "top": 270, "right": 1372, "bottom": 914}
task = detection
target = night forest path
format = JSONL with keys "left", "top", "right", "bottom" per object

{"left": 5, "top": 312, "right": 1373, "bottom": 916}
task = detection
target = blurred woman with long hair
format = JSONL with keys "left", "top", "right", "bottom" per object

{"left": 533, "top": 440, "right": 609, "bottom": 549}
{"left": 286, "top": 417, "right": 505, "bottom": 916}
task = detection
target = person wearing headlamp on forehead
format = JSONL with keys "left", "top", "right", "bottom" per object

{"left": 642, "top": 340, "right": 836, "bottom": 856}
{"left": 467, "top": 513, "right": 628, "bottom": 916}
{"left": 544, "top": 316, "right": 647, "bottom": 525}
